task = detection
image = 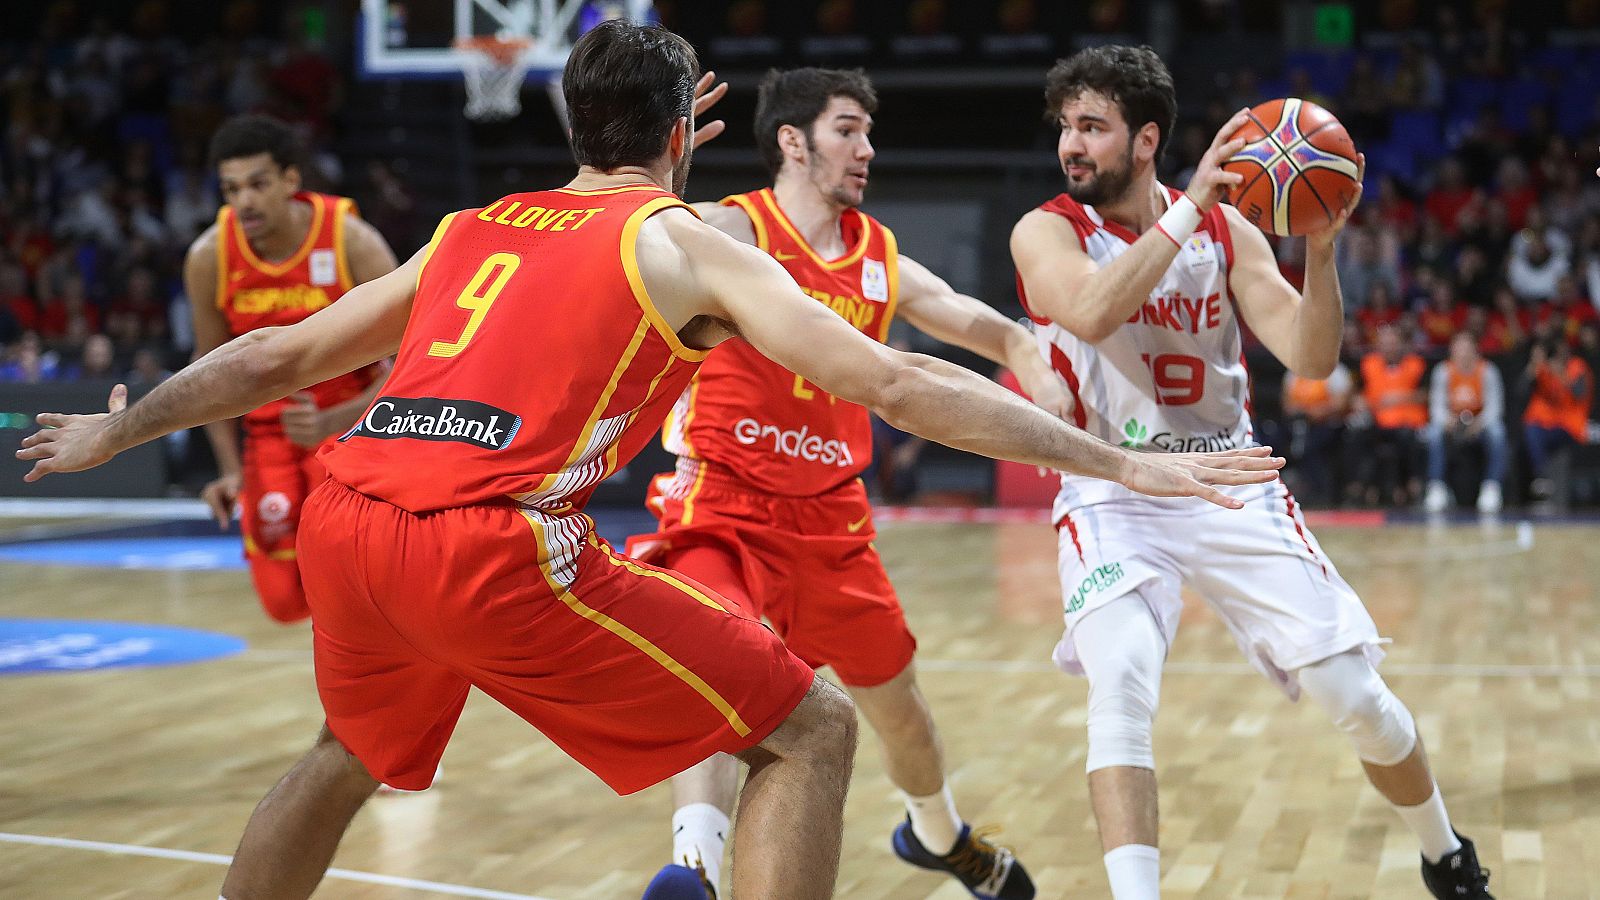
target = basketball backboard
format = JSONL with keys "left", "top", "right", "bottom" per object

{"left": 357, "top": 0, "right": 656, "bottom": 81}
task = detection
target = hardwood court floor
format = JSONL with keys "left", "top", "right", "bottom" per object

{"left": 2, "top": 516, "right": 1597, "bottom": 898}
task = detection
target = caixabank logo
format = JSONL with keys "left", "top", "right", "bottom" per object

{"left": 342, "top": 396, "right": 521, "bottom": 450}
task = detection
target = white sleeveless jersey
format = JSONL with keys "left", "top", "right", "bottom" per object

{"left": 1019, "top": 185, "right": 1255, "bottom": 520}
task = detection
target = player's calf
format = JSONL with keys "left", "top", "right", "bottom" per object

{"left": 1297, "top": 651, "right": 1494, "bottom": 898}
{"left": 727, "top": 678, "right": 857, "bottom": 900}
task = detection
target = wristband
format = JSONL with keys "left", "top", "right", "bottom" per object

{"left": 1154, "top": 195, "right": 1202, "bottom": 247}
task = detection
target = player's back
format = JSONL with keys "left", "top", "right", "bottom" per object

{"left": 322, "top": 183, "right": 705, "bottom": 518}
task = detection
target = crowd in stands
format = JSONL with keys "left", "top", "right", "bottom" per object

{"left": 2, "top": 7, "right": 1599, "bottom": 507}
{"left": 0, "top": 5, "right": 400, "bottom": 390}
{"left": 1222, "top": 29, "right": 1600, "bottom": 510}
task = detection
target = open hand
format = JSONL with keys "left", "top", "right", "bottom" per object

{"left": 1185, "top": 108, "right": 1252, "bottom": 211}
{"left": 692, "top": 70, "right": 729, "bottom": 149}
{"left": 15, "top": 384, "right": 128, "bottom": 482}
{"left": 1117, "top": 445, "right": 1284, "bottom": 509}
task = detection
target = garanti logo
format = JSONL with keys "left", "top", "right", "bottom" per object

{"left": 342, "top": 396, "right": 521, "bottom": 450}
{"left": 1119, "top": 418, "right": 1149, "bottom": 448}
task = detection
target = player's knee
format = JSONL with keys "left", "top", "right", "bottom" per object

{"left": 1077, "top": 599, "right": 1164, "bottom": 773}
{"left": 1084, "top": 662, "right": 1160, "bottom": 773}
{"left": 1297, "top": 650, "right": 1416, "bottom": 767}
{"left": 760, "top": 677, "right": 858, "bottom": 767}
{"left": 250, "top": 560, "right": 310, "bottom": 623}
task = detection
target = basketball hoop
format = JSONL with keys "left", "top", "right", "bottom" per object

{"left": 455, "top": 36, "right": 534, "bottom": 121}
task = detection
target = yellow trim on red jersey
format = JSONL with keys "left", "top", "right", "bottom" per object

{"left": 231, "top": 193, "right": 328, "bottom": 277}
{"left": 520, "top": 319, "right": 651, "bottom": 502}
{"left": 757, "top": 188, "right": 870, "bottom": 271}
{"left": 590, "top": 534, "right": 729, "bottom": 613}
{"left": 554, "top": 183, "right": 666, "bottom": 196}
{"left": 415, "top": 212, "right": 460, "bottom": 289}
{"left": 332, "top": 197, "right": 356, "bottom": 291}
{"left": 720, "top": 193, "right": 770, "bottom": 253}
{"left": 878, "top": 222, "right": 899, "bottom": 343}
{"left": 606, "top": 351, "right": 683, "bottom": 477}
{"left": 213, "top": 207, "right": 231, "bottom": 310}
{"left": 679, "top": 460, "right": 708, "bottom": 526}
{"left": 519, "top": 512, "right": 753, "bottom": 738}
{"left": 621, "top": 196, "right": 710, "bottom": 362}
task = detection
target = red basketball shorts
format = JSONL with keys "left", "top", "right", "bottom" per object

{"left": 298, "top": 479, "right": 815, "bottom": 793}
{"left": 239, "top": 429, "right": 328, "bottom": 622}
{"left": 626, "top": 464, "right": 916, "bottom": 688}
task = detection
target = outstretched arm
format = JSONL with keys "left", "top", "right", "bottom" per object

{"left": 19, "top": 249, "right": 424, "bottom": 481}
{"left": 893, "top": 253, "right": 1072, "bottom": 419}
{"left": 646, "top": 210, "right": 1282, "bottom": 508}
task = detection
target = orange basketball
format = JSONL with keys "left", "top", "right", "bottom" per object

{"left": 1221, "top": 98, "right": 1360, "bottom": 236}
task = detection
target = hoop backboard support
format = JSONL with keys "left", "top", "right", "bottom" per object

{"left": 358, "top": 0, "right": 657, "bottom": 83}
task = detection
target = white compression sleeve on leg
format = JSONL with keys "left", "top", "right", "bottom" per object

{"left": 1296, "top": 649, "right": 1417, "bottom": 767}
{"left": 1074, "top": 593, "right": 1166, "bottom": 773}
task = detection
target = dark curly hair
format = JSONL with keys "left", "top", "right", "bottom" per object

{"left": 754, "top": 67, "right": 878, "bottom": 177}
{"left": 208, "top": 114, "right": 300, "bottom": 170}
{"left": 1044, "top": 45, "right": 1177, "bottom": 162}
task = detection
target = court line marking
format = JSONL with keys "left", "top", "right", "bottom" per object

{"left": 0, "top": 831, "right": 556, "bottom": 900}
{"left": 918, "top": 659, "right": 1600, "bottom": 677}
{"left": 234, "top": 649, "right": 1600, "bottom": 678}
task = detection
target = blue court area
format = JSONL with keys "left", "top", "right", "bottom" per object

{"left": 0, "top": 618, "right": 247, "bottom": 674}
{"left": 0, "top": 508, "right": 661, "bottom": 571}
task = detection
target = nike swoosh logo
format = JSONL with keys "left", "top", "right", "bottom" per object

{"left": 774, "top": 250, "right": 800, "bottom": 261}
{"left": 846, "top": 514, "right": 870, "bottom": 533}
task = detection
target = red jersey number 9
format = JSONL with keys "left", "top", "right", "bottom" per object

{"left": 428, "top": 252, "right": 521, "bottom": 359}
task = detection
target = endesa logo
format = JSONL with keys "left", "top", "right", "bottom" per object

{"left": 733, "top": 418, "right": 854, "bottom": 467}
{"left": 343, "top": 396, "right": 521, "bottom": 450}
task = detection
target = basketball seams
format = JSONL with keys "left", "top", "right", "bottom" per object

{"left": 1224, "top": 97, "right": 1355, "bottom": 235}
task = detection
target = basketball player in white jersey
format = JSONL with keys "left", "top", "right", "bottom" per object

{"left": 1010, "top": 47, "right": 1492, "bottom": 899}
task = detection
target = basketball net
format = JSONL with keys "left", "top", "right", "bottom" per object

{"left": 456, "top": 37, "right": 533, "bottom": 121}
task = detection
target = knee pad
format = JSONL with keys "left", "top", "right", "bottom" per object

{"left": 1076, "top": 595, "right": 1165, "bottom": 773}
{"left": 1297, "top": 650, "right": 1416, "bottom": 767}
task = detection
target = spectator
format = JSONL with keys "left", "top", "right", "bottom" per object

{"left": 1424, "top": 333, "right": 1506, "bottom": 513}
{"left": 105, "top": 267, "right": 168, "bottom": 351}
{"left": 1417, "top": 280, "right": 1468, "bottom": 353}
{"left": 1523, "top": 338, "right": 1595, "bottom": 498}
{"left": 126, "top": 344, "right": 172, "bottom": 387}
{"left": 1373, "top": 175, "right": 1418, "bottom": 236}
{"left": 1539, "top": 274, "right": 1599, "bottom": 346}
{"left": 1508, "top": 224, "right": 1571, "bottom": 303}
{"left": 36, "top": 273, "right": 100, "bottom": 345}
{"left": 1356, "top": 280, "right": 1404, "bottom": 347}
{"left": 0, "top": 263, "right": 38, "bottom": 334}
{"left": 0, "top": 331, "right": 61, "bottom": 383}
{"left": 1338, "top": 223, "right": 1401, "bottom": 312}
{"left": 64, "top": 332, "right": 118, "bottom": 380}
{"left": 1493, "top": 157, "right": 1537, "bottom": 231}
{"left": 1481, "top": 285, "right": 1530, "bottom": 357}
{"left": 1340, "top": 54, "right": 1390, "bottom": 141}
{"left": 1453, "top": 244, "right": 1494, "bottom": 306}
{"left": 1389, "top": 40, "right": 1444, "bottom": 110}
{"left": 1424, "top": 158, "right": 1480, "bottom": 236}
{"left": 1280, "top": 364, "right": 1353, "bottom": 506}
{"left": 164, "top": 167, "right": 215, "bottom": 244}
{"left": 1355, "top": 324, "right": 1429, "bottom": 505}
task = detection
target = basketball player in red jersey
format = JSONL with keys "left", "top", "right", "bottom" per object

{"left": 627, "top": 69, "right": 1062, "bottom": 900}
{"left": 184, "top": 115, "right": 398, "bottom": 623}
{"left": 19, "top": 23, "right": 1282, "bottom": 900}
